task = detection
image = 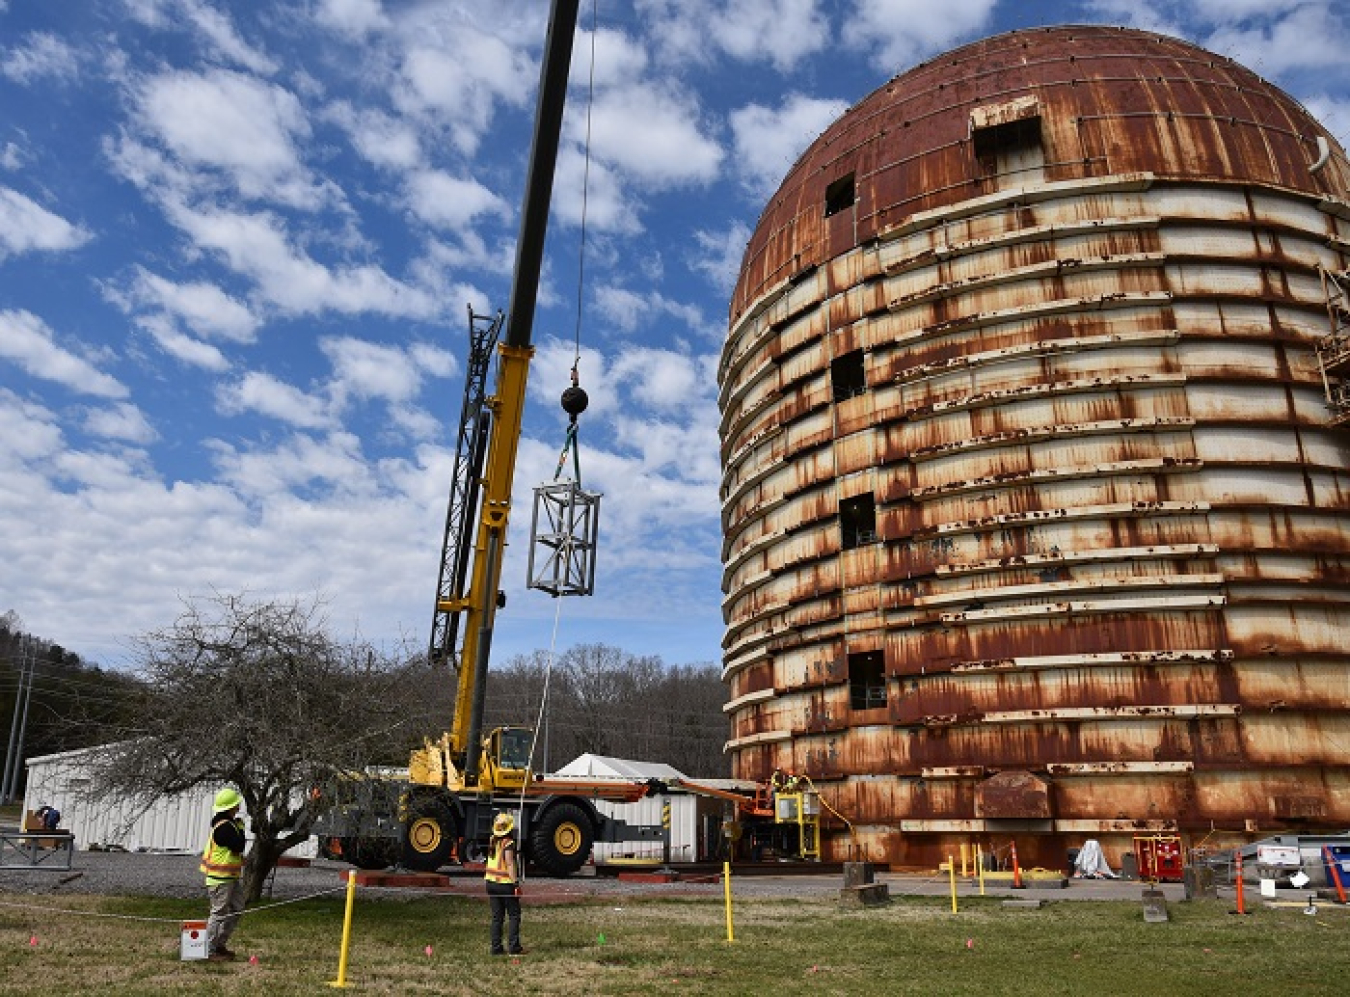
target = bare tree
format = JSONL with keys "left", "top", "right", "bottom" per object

{"left": 87, "top": 592, "right": 433, "bottom": 901}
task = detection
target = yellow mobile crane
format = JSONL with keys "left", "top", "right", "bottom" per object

{"left": 319, "top": 0, "right": 662, "bottom": 877}
{"left": 319, "top": 0, "right": 837, "bottom": 875}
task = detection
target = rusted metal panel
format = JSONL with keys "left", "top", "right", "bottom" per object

{"left": 975, "top": 771, "right": 1052, "bottom": 819}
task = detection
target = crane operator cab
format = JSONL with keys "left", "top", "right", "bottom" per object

{"left": 482, "top": 726, "right": 533, "bottom": 792}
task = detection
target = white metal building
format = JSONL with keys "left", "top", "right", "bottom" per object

{"left": 553, "top": 753, "right": 743, "bottom": 863}
{"left": 22, "top": 745, "right": 317, "bottom": 857}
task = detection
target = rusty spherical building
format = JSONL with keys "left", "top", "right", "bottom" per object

{"left": 719, "top": 24, "right": 1350, "bottom": 870}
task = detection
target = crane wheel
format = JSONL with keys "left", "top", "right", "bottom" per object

{"left": 529, "top": 801, "right": 594, "bottom": 877}
{"left": 402, "top": 797, "right": 457, "bottom": 871}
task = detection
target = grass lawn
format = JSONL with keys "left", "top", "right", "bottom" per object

{"left": 2, "top": 887, "right": 1348, "bottom": 995}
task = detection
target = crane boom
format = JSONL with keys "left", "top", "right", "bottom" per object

{"left": 429, "top": 0, "right": 580, "bottom": 784}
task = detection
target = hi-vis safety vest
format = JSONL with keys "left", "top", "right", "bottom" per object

{"left": 484, "top": 836, "right": 517, "bottom": 885}
{"left": 200, "top": 819, "right": 244, "bottom": 883}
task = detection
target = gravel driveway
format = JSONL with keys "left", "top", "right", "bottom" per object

{"left": 0, "top": 850, "right": 1187, "bottom": 905}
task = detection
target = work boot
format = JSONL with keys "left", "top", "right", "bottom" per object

{"left": 207, "top": 951, "right": 235, "bottom": 962}
{"left": 218, "top": 947, "right": 237, "bottom": 958}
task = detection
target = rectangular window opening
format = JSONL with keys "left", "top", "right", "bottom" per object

{"left": 840, "top": 493, "right": 877, "bottom": 550}
{"left": 973, "top": 116, "right": 1042, "bottom": 158}
{"left": 848, "top": 650, "right": 886, "bottom": 711}
{"left": 831, "top": 348, "right": 867, "bottom": 401}
{"left": 824, "top": 173, "right": 856, "bottom": 218}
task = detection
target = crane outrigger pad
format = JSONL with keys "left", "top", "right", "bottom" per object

{"left": 527, "top": 480, "right": 600, "bottom": 596}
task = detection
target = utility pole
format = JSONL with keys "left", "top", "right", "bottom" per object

{"left": 8, "top": 640, "right": 37, "bottom": 804}
{"left": 2, "top": 638, "right": 32, "bottom": 803}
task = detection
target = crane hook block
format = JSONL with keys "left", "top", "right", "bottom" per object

{"left": 561, "top": 384, "right": 588, "bottom": 420}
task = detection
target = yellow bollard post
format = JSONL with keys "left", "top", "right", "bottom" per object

{"left": 723, "top": 861, "right": 735, "bottom": 943}
{"left": 949, "top": 854, "right": 958, "bottom": 913}
{"left": 328, "top": 870, "right": 358, "bottom": 988}
{"left": 960, "top": 841, "right": 969, "bottom": 878}
{"left": 977, "top": 845, "right": 986, "bottom": 896}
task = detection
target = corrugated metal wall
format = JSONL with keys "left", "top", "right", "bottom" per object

{"left": 23, "top": 746, "right": 317, "bottom": 857}
{"left": 720, "top": 25, "right": 1350, "bottom": 870}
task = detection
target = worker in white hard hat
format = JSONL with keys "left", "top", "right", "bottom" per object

{"left": 199, "top": 786, "right": 247, "bottom": 962}
{"left": 484, "top": 811, "right": 524, "bottom": 955}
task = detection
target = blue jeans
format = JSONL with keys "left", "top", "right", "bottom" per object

{"left": 488, "top": 884, "right": 521, "bottom": 953}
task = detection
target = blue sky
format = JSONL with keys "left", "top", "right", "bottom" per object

{"left": 2, "top": 0, "right": 1349, "bottom": 670}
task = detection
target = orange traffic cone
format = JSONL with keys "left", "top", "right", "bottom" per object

{"left": 1011, "top": 841, "right": 1025, "bottom": 889}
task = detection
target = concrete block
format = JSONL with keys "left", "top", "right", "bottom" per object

{"left": 843, "top": 861, "right": 876, "bottom": 888}
{"left": 1142, "top": 888, "right": 1169, "bottom": 923}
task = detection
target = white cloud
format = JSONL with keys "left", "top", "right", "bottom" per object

{"left": 0, "top": 310, "right": 127, "bottom": 399}
{"left": 577, "top": 27, "right": 650, "bottom": 89}
{"left": 0, "top": 390, "right": 64, "bottom": 467}
{"left": 841, "top": 0, "right": 1000, "bottom": 71}
{"left": 123, "top": 0, "right": 277, "bottom": 74}
{"left": 0, "top": 32, "right": 79, "bottom": 84}
{"left": 322, "top": 336, "right": 423, "bottom": 406}
{"left": 133, "top": 68, "right": 325, "bottom": 208}
{"left": 137, "top": 314, "right": 230, "bottom": 371}
{"left": 584, "top": 84, "right": 723, "bottom": 189}
{"left": 0, "top": 187, "right": 92, "bottom": 260}
{"left": 127, "top": 268, "right": 259, "bottom": 343}
{"left": 594, "top": 285, "right": 705, "bottom": 338}
{"left": 326, "top": 102, "right": 422, "bottom": 171}
{"left": 177, "top": 0, "right": 277, "bottom": 75}
{"left": 610, "top": 347, "right": 706, "bottom": 412}
{"left": 393, "top": 27, "right": 534, "bottom": 156}
{"left": 84, "top": 401, "right": 157, "bottom": 444}
{"left": 316, "top": 0, "right": 391, "bottom": 36}
{"left": 0, "top": 142, "right": 22, "bottom": 170}
{"left": 729, "top": 94, "right": 849, "bottom": 198}
{"left": 552, "top": 146, "right": 641, "bottom": 235}
{"left": 1203, "top": 4, "right": 1350, "bottom": 78}
{"left": 703, "top": 0, "right": 831, "bottom": 71}
{"left": 635, "top": 0, "right": 830, "bottom": 72}
{"left": 691, "top": 220, "right": 752, "bottom": 296}
{"left": 163, "top": 202, "right": 440, "bottom": 319}
{"left": 405, "top": 170, "right": 510, "bottom": 231}
{"left": 217, "top": 370, "right": 331, "bottom": 429}
{"left": 209, "top": 431, "right": 374, "bottom": 499}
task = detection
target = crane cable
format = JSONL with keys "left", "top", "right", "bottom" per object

{"left": 553, "top": 0, "right": 597, "bottom": 486}
{"left": 517, "top": 0, "right": 599, "bottom": 883}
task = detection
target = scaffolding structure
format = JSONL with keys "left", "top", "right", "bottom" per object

{"left": 1316, "top": 266, "right": 1350, "bottom": 425}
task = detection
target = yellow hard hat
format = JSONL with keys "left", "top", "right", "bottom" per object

{"left": 492, "top": 812, "right": 515, "bottom": 836}
{"left": 214, "top": 787, "right": 242, "bottom": 811}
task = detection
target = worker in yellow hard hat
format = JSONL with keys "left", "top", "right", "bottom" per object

{"left": 484, "top": 811, "right": 524, "bottom": 955}
{"left": 199, "top": 786, "right": 247, "bottom": 962}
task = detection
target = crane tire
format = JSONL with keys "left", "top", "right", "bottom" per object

{"left": 402, "top": 796, "right": 457, "bottom": 871}
{"left": 529, "top": 801, "right": 594, "bottom": 877}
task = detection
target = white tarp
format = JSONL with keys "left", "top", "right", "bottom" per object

{"left": 553, "top": 753, "right": 687, "bottom": 780}
{"left": 1074, "top": 839, "right": 1118, "bottom": 878}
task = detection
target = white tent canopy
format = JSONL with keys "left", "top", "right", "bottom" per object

{"left": 552, "top": 753, "right": 687, "bottom": 780}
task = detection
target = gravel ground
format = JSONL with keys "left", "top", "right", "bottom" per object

{"left": 0, "top": 850, "right": 1191, "bottom": 904}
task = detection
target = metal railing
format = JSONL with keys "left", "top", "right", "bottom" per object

{"left": 0, "top": 830, "right": 74, "bottom": 870}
